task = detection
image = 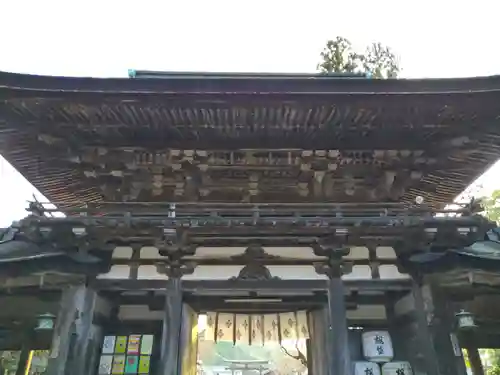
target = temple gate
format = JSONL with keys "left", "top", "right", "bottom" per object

{"left": 0, "top": 70, "right": 499, "bottom": 375}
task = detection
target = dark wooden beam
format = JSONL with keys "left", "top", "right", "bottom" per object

{"left": 103, "top": 321, "right": 162, "bottom": 336}
{"left": 114, "top": 292, "right": 392, "bottom": 310}
{"left": 90, "top": 279, "right": 412, "bottom": 292}
{"left": 346, "top": 320, "right": 389, "bottom": 329}
{"left": 0, "top": 331, "right": 52, "bottom": 351}
{"left": 461, "top": 332, "right": 500, "bottom": 349}
{"left": 109, "top": 257, "right": 400, "bottom": 267}
{"left": 27, "top": 212, "right": 485, "bottom": 228}
{"left": 171, "top": 295, "right": 328, "bottom": 313}
{"left": 0, "top": 296, "right": 59, "bottom": 319}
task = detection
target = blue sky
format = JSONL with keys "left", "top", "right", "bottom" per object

{"left": 1, "top": 0, "right": 499, "bottom": 225}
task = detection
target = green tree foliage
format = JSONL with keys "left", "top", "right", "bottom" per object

{"left": 0, "top": 350, "right": 49, "bottom": 375}
{"left": 482, "top": 190, "right": 500, "bottom": 223}
{"left": 486, "top": 349, "right": 500, "bottom": 375}
{"left": 317, "top": 36, "right": 400, "bottom": 78}
{"left": 1, "top": 351, "right": 20, "bottom": 375}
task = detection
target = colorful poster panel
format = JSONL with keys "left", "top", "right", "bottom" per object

{"left": 138, "top": 356, "right": 151, "bottom": 374}
{"left": 102, "top": 336, "right": 116, "bottom": 354}
{"left": 99, "top": 334, "right": 154, "bottom": 374}
{"left": 112, "top": 355, "right": 126, "bottom": 374}
{"left": 140, "top": 335, "right": 154, "bottom": 355}
{"left": 98, "top": 355, "right": 113, "bottom": 375}
{"left": 114, "top": 336, "right": 128, "bottom": 354}
{"left": 127, "top": 335, "right": 141, "bottom": 355}
{"left": 125, "top": 356, "right": 139, "bottom": 374}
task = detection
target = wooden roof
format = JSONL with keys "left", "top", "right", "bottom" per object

{"left": 1, "top": 71, "right": 500, "bottom": 206}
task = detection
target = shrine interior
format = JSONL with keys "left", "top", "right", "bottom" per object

{"left": 0, "top": 70, "right": 500, "bottom": 375}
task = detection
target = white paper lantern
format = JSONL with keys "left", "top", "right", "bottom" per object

{"left": 381, "top": 362, "right": 412, "bottom": 375}
{"left": 362, "top": 331, "right": 394, "bottom": 363}
{"left": 354, "top": 361, "right": 381, "bottom": 375}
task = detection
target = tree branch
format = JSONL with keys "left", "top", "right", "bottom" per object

{"left": 280, "top": 342, "right": 308, "bottom": 367}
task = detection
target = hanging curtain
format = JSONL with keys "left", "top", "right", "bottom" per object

{"left": 179, "top": 304, "right": 199, "bottom": 375}
{"left": 204, "top": 311, "right": 309, "bottom": 345}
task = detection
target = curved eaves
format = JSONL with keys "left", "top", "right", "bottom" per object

{"left": 1, "top": 70, "right": 500, "bottom": 95}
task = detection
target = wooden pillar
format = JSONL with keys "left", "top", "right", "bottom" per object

{"left": 178, "top": 304, "right": 199, "bottom": 375}
{"left": 385, "top": 296, "right": 411, "bottom": 362}
{"left": 46, "top": 285, "right": 97, "bottom": 375}
{"left": 74, "top": 287, "right": 98, "bottom": 375}
{"left": 15, "top": 329, "right": 36, "bottom": 375}
{"left": 307, "top": 308, "right": 329, "bottom": 375}
{"left": 412, "top": 280, "right": 467, "bottom": 375}
{"left": 464, "top": 342, "right": 485, "bottom": 375}
{"left": 315, "top": 250, "right": 352, "bottom": 375}
{"left": 306, "top": 338, "right": 313, "bottom": 375}
{"left": 410, "top": 280, "right": 441, "bottom": 375}
{"left": 459, "top": 330, "right": 484, "bottom": 375}
{"left": 327, "top": 277, "right": 352, "bottom": 375}
{"left": 15, "top": 346, "right": 32, "bottom": 375}
{"left": 157, "top": 277, "right": 183, "bottom": 375}
{"left": 155, "top": 231, "right": 195, "bottom": 375}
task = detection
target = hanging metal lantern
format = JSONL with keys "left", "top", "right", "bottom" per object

{"left": 456, "top": 310, "right": 476, "bottom": 330}
{"left": 35, "top": 313, "right": 56, "bottom": 330}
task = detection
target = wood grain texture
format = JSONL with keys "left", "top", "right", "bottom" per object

{"left": 1, "top": 71, "right": 500, "bottom": 207}
{"left": 157, "top": 278, "right": 183, "bottom": 375}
